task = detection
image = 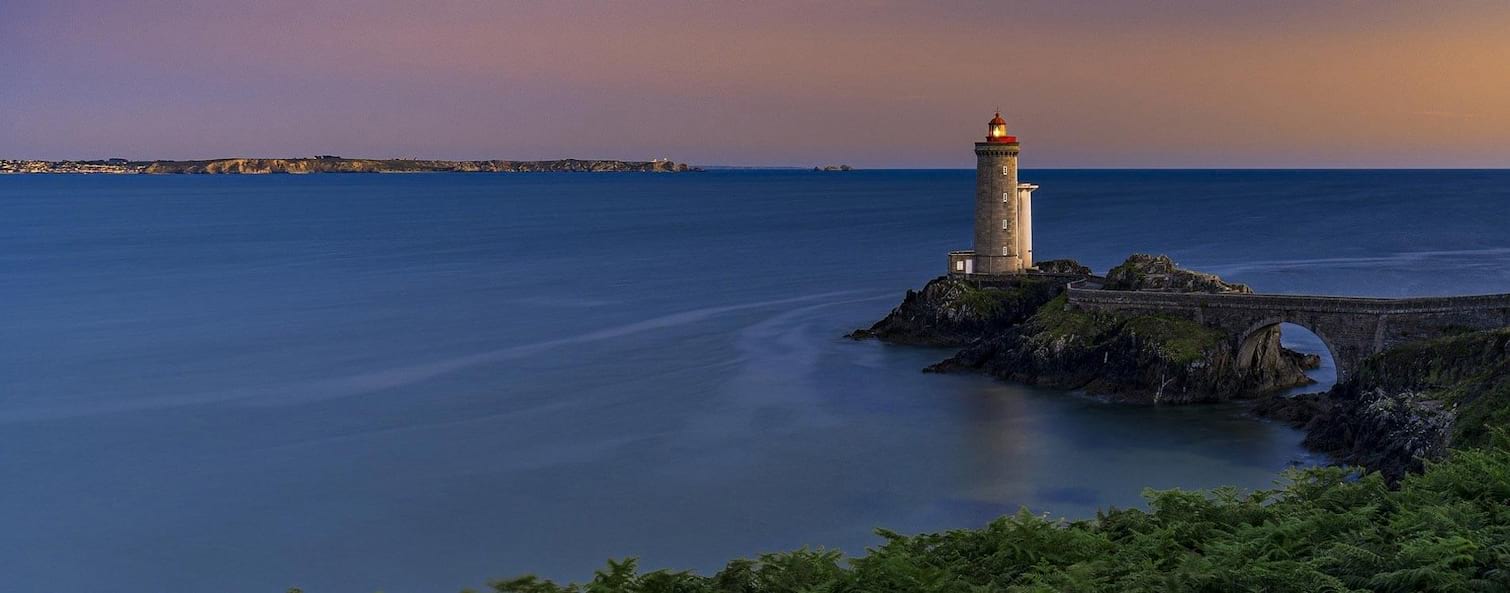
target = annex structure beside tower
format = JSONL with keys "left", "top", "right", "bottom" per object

{"left": 948, "top": 112, "right": 1039, "bottom": 277}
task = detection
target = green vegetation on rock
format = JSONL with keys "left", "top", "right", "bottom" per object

{"left": 1023, "top": 294, "right": 1107, "bottom": 342}
{"left": 1104, "top": 254, "right": 1251, "bottom": 294}
{"left": 957, "top": 283, "right": 1010, "bottom": 318}
{"left": 851, "top": 276, "right": 1068, "bottom": 347}
{"left": 1349, "top": 327, "right": 1510, "bottom": 449}
{"left": 1025, "top": 294, "right": 1227, "bottom": 368}
{"left": 930, "top": 291, "right": 1302, "bottom": 403}
{"left": 1120, "top": 315, "right": 1229, "bottom": 365}
{"left": 957, "top": 281, "right": 1060, "bottom": 320}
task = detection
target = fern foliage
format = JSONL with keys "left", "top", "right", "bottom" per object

{"left": 481, "top": 439, "right": 1510, "bottom": 593}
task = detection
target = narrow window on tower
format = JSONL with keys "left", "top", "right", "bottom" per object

{"left": 1001, "top": 166, "right": 1009, "bottom": 176}
{"left": 1002, "top": 246, "right": 1010, "bottom": 256}
{"left": 1002, "top": 192, "right": 1009, "bottom": 202}
{"left": 1002, "top": 219, "right": 1009, "bottom": 230}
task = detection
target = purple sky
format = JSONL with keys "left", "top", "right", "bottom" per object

{"left": 4, "top": 1, "right": 1509, "bottom": 167}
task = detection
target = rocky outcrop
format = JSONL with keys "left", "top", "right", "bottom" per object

{"left": 1301, "top": 388, "right": 1454, "bottom": 481}
{"left": 1260, "top": 327, "right": 1510, "bottom": 480}
{"left": 1104, "top": 254, "right": 1251, "bottom": 294}
{"left": 860, "top": 255, "right": 1508, "bottom": 480}
{"left": 856, "top": 255, "right": 1314, "bottom": 403}
{"left": 927, "top": 294, "right": 1313, "bottom": 403}
{"left": 847, "top": 275, "right": 1067, "bottom": 347}
{"left": 1033, "top": 259, "right": 1093, "bottom": 275}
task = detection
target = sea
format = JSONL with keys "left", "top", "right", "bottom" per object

{"left": 2, "top": 170, "right": 1508, "bottom": 592}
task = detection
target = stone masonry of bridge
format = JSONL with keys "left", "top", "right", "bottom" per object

{"left": 1065, "top": 282, "right": 1510, "bottom": 383}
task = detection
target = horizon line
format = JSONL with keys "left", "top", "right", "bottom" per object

{"left": 5, "top": 156, "right": 1508, "bottom": 172}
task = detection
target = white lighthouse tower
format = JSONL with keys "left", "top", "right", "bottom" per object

{"left": 949, "top": 112, "right": 1040, "bottom": 277}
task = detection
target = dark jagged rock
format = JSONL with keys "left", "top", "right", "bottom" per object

{"left": 1302, "top": 387, "right": 1453, "bottom": 482}
{"left": 1292, "top": 352, "right": 1323, "bottom": 370}
{"left": 1104, "top": 254, "right": 1252, "bottom": 294}
{"left": 1280, "top": 327, "right": 1510, "bottom": 481}
{"left": 1033, "top": 259, "right": 1092, "bottom": 275}
{"left": 1251, "top": 392, "right": 1327, "bottom": 428}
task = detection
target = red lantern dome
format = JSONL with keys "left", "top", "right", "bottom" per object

{"left": 986, "top": 112, "right": 1016, "bottom": 143}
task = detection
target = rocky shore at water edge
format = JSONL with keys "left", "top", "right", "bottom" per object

{"left": 1256, "top": 327, "right": 1509, "bottom": 481}
{"left": 850, "top": 254, "right": 1316, "bottom": 404}
{"left": 852, "top": 254, "right": 1509, "bottom": 479}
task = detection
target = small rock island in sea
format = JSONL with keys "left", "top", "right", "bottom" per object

{"left": 0, "top": 156, "right": 699, "bottom": 174}
{"left": 854, "top": 112, "right": 1510, "bottom": 481}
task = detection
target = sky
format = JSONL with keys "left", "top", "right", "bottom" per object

{"left": 3, "top": 1, "right": 1509, "bottom": 168}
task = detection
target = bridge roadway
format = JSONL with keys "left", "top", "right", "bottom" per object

{"left": 1064, "top": 281, "right": 1510, "bottom": 382}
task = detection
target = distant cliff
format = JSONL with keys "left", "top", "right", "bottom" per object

{"left": 0, "top": 158, "right": 697, "bottom": 174}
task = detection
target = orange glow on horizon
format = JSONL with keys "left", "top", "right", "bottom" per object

{"left": 5, "top": 1, "right": 1510, "bottom": 167}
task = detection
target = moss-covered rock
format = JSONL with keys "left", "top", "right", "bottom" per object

{"left": 1104, "top": 254, "right": 1252, "bottom": 294}
{"left": 928, "top": 295, "right": 1311, "bottom": 403}
{"left": 858, "top": 254, "right": 1313, "bottom": 403}
{"left": 847, "top": 275, "right": 1066, "bottom": 347}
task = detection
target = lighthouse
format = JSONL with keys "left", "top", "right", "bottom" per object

{"left": 948, "top": 112, "right": 1039, "bottom": 276}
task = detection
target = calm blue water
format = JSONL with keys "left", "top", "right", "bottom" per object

{"left": 2, "top": 170, "right": 1507, "bottom": 592}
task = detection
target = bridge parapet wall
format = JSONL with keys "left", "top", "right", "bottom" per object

{"left": 1066, "top": 286, "right": 1510, "bottom": 315}
{"left": 1065, "top": 284, "right": 1510, "bottom": 382}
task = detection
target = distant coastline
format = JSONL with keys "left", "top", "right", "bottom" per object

{"left": 0, "top": 157, "right": 698, "bottom": 174}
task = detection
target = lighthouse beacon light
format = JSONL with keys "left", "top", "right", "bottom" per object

{"left": 986, "top": 111, "right": 1016, "bottom": 143}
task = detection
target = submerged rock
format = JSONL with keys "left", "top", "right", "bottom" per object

{"left": 1251, "top": 391, "right": 1328, "bottom": 428}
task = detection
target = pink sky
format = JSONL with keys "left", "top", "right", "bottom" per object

{"left": 4, "top": 1, "right": 1509, "bottom": 167}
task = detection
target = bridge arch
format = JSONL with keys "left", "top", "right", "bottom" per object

{"left": 1234, "top": 317, "right": 1340, "bottom": 388}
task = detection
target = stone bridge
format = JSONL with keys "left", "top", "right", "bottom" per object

{"left": 1065, "top": 283, "right": 1510, "bottom": 382}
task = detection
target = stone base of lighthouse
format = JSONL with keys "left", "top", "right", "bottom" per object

{"left": 948, "top": 181, "right": 1040, "bottom": 278}
{"left": 948, "top": 251, "right": 1030, "bottom": 276}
